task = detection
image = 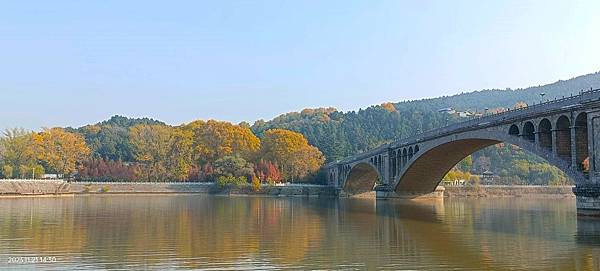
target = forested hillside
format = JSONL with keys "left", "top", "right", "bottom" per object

{"left": 252, "top": 71, "right": 600, "bottom": 185}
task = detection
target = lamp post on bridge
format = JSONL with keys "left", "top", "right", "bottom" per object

{"left": 540, "top": 92, "right": 545, "bottom": 103}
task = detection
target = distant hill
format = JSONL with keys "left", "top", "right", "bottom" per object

{"left": 401, "top": 72, "right": 600, "bottom": 112}
{"left": 76, "top": 115, "right": 165, "bottom": 161}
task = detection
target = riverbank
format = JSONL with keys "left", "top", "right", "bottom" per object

{"left": 0, "top": 180, "right": 70, "bottom": 195}
{"left": 69, "top": 182, "right": 338, "bottom": 197}
{"left": 0, "top": 180, "right": 576, "bottom": 198}
{"left": 0, "top": 180, "right": 338, "bottom": 197}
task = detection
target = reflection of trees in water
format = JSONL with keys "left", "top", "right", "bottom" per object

{"left": 0, "top": 197, "right": 88, "bottom": 256}
{"left": 1, "top": 196, "right": 326, "bottom": 269}
{"left": 2, "top": 196, "right": 600, "bottom": 270}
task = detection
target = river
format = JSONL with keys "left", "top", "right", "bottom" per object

{"left": 0, "top": 195, "right": 599, "bottom": 270}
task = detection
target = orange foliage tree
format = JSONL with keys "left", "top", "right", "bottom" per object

{"left": 261, "top": 129, "right": 324, "bottom": 182}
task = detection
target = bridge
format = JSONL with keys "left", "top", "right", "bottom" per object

{"left": 325, "top": 88, "right": 600, "bottom": 215}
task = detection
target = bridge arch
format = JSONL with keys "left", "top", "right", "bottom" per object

{"left": 556, "top": 115, "right": 572, "bottom": 160}
{"left": 522, "top": 121, "right": 535, "bottom": 142}
{"left": 343, "top": 162, "right": 381, "bottom": 194}
{"left": 393, "top": 130, "right": 585, "bottom": 194}
{"left": 509, "top": 124, "right": 519, "bottom": 136}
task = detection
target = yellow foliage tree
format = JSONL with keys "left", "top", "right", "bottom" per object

{"left": 129, "top": 124, "right": 195, "bottom": 181}
{"left": 183, "top": 120, "right": 260, "bottom": 164}
{"left": 513, "top": 101, "right": 528, "bottom": 109}
{"left": 168, "top": 127, "right": 194, "bottom": 181}
{"left": 34, "top": 127, "right": 91, "bottom": 178}
{"left": 261, "top": 129, "right": 325, "bottom": 182}
{"left": 443, "top": 169, "right": 473, "bottom": 183}
{"left": 0, "top": 128, "right": 38, "bottom": 178}
{"left": 381, "top": 102, "right": 397, "bottom": 112}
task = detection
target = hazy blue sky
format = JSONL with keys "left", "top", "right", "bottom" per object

{"left": 1, "top": 1, "right": 600, "bottom": 129}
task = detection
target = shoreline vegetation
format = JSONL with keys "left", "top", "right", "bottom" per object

{"left": 0, "top": 122, "right": 326, "bottom": 187}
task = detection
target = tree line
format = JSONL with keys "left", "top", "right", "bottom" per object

{"left": 0, "top": 118, "right": 325, "bottom": 185}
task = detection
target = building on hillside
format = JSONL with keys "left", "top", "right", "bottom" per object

{"left": 442, "top": 179, "right": 466, "bottom": 186}
{"left": 438, "top": 107, "right": 455, "bottom": 114}
{"left": 42, "top": 174, "right": 62, "bottom": 179}
{"left": 481, "top": 170, "right": 496, "bottom": 185}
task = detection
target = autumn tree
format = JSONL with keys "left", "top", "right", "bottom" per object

{"left": 78, "top": 158, "right": 138, "bottom": 182}
{"left": 34, "top": 127, "right": 91, "bottom": 178}
{"left": 456, "top": 155, "right": 473, "bottom": 172}
{"left": 583, "top": 157, "right": 590, "bottom": 172}
{"left": 255, "top": 160, "right": 283, "bottom": 183}
{"left": 129, "top": 124, "right": 194, "bottom": 181}
{"left": 381, "top": 102, "right": 397, "bottom": 112}
{"left": 166, "top": 128, "right": 194, "bottom": 181}
{"left": 212, "top": 155, "right": 254, "bottom": 180}
{"left": 130, "top": 124, "right": 172, "bottom": 181}
{"left": 183, "top": 120, "right": 260, "bottom": 165}
{"left": 0, "top": 128, "right": 42, "bottom": 178}
{"left": 513, "top": 101, "right": 528, "bottom": 109}
{"left": 261, "top": 129, "right": 325, "bottom": 182}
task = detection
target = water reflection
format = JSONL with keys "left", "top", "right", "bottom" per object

{"left": 1, "top": 195, "right": 600, "bottom": 270}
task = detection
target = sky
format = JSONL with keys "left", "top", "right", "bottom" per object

{"left": 1, "top": 1, "right": 600, "bottom": 130}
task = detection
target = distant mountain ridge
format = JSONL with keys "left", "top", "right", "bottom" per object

{"left": 402, "top": 71, "right": 600, "bottom": 112}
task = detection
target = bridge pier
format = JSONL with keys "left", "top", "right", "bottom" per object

{"left": 573, "top": 110, "right": 600, "bottom": 216}
{"left": 573, "top": 186, "right": 600, "bottom": 216}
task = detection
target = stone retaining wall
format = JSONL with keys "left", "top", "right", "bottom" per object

{"left": 443, "top": 185, "right": 575, "bottom": 198}
{"left": 0, "top": 180, "right": 70, "bottom": 195}
{"left": 69, "top": 182, "right": 214, "bottom": 194}
{"left": 0, "top": 181, "right": 576, "bottom": 198}
{"left": 71, "top": 182, "right": 338, "bottom": 197}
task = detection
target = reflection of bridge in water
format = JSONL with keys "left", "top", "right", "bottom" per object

{"left": 326, "top": 88, "right": 600, "bottom": 215}
{"left": 319, "top": 198, "right": 600, "bottom": 270}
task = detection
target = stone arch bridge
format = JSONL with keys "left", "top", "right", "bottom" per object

{"left": 325, "top": 88, "right": 600, "bottom": 215}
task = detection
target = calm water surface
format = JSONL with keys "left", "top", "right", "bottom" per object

{"left": 1, "top": 195, "right": 600, "bottom": 270}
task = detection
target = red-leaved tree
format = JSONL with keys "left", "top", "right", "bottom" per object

{"left": 255, "top": 160, "right": 283, "bottom": 183}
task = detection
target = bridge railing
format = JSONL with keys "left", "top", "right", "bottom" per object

{"left": 331, "top": 87, "right": 600, "bottom": 166}
{"left": 406, "top": 87, "right": 600, "bottom": 143}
